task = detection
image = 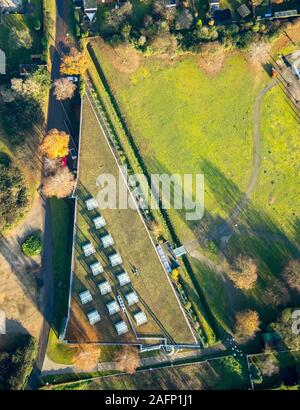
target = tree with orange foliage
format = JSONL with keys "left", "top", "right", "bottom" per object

{"left": 235, "top": 310, "right": 260, "bottom": 340}
{"left": 42, "top": 167, "right": 75, "bottom": 199}
{"left": 73, "top": 344, "right": 101, "bottom": 372}
{"left": 114, "top": 346, "right": 140, "bottom": 374}
{"left": 60, "top": 48, "right": 88, "bottom": 76}
{"left": 40, "top": 129, "right": 70, "bottom": 159}
{"left": 228, "top": 256, "right": 258, "bottom": 290}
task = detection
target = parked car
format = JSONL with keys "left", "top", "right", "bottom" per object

{"left": 67, "top": 76, "right": 78, "bottom": 83}
{"left": 61, "top": 156, "right": 68, "bottom": 167}
{"left": 70, "top": 148, "right": 77, "bottom": 160}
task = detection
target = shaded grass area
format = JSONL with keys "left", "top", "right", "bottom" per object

{"left": 49, "top": 198, "right": 74, "bottom": 333}
{"left": 47, "top": 356, "right": 250, "bottom": 390}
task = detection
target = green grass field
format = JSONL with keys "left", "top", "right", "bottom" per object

{"left": 87, "top": 38, "right": 300, "bottom": 342}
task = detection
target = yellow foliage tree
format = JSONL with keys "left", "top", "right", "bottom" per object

{"left": 40, "top": 129, "right": 70, "bottom": 159}
{"left": 60, "top": 48, "right": 88, "bottom": 76}
{"left": 235, "top": 310, "right": 260, "bottom": 340}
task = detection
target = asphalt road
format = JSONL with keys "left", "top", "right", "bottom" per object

{"left": 28, "top": 0, "right": 74, "bottom": 389}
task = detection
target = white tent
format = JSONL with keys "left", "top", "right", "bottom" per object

{"left": 117, "top": 272, "right": 131, "bottom": 287}
{"left": 109, "top": 253, "right": 123, "bottom": 267}
{"left": 134, "top": 311, "right": 148, "bottom": 327}
{"left": 106, "top": 300, "right": 120, "bottom": 316}
{"left": 101, "top": 234, "right": 114, "bottom": 248}
{"left": 87, "top": 309, "right": 101, "bottom": 325}
{"left": 90, "top": 261, "right": 104, "bottom": 276}
{"left": 125, "top": 291, "right": 139, "bottom": 306}
{"left": 82, "top": 242, "right": 96, "bottom": 257}
{"left": 93, "top": 216, "right": 106, "bottom": 229}
{"left": 79, "top": 290, "right": 93, "bottom": 304}
{"left": 98, "top": 280, "right": 112, "bottom": 296}
{"left": 85, "top": 197, "right": 98, "bottom": 211}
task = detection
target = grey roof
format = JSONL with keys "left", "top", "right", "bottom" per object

{"left": 134, "top": 311, "right": 148, "bottom": 326}
{"left": 109, "top": 253, "right": 123, "bottom": 267}
{"left": 117, "top": 272, "right": 131, "bottom": 287}
{"left": 125, "top": 291, "right": 139, "bottom": 306}
{"left": 87, "top": 309, "right": 101, "bottom": 325}
{"left": 93, "top": 216, "right": 106, "bottom": 229}
{"left": 115, "top": 320, "right": 128, "bottom": 335}
{"left": 85, "top": 197, "right": 98, "bottom": 211}
{"left": 106, "top": 300, "right": 120, "bottom": 315}
{"left": 98, "top": 280, "right": 112, "bottom": 295}
{"left": 82, "top": 242, "right": 96, "bottom": 257}
{"left": 79, "top": 290, "right": 93, "bottom": 304}
{"left": 101, "top": 234, "right": 114, "bottom": 248}
{"left": 90, "top": 261, "right": 104, "bottom": 276}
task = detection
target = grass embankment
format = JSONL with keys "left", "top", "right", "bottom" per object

{"left": 45, "top": 355, "right": 250, "bottom": 390}
{"left": 49, "top": 198, "right": 73, "bottom": 333}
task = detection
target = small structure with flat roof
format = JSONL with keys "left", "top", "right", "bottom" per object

{"left": 98, "top": 280, "right": 112, "bottom": 295}
{"left": 87, "top": 309, "right": 101, "bottom": 325}
{"left": 101, "top": 234, "right": 114, "bottom": 248}
{"left": 90, "top": 261, "right": 104, "bottom": 276}
{"left": 93, "top": 216, "right": 106, "bottom": 229}
{"left": 237, "top": 4, "right": 251, "bottom": 19}
{"left": 125, "top": 291, "right": 139, "bottom": 306}
{"left": 106, "top": 300, "right": 120, "bottom": 316}
{"left": 134, "top": 311, "right": 148, "bottom": 327}
{"left": 85, "top": 197, "right": 98, "bottom": 211}
{"left": 117, "top": 272, "right": 131, "bottom": 287}
{"left": 109, "top": 253, "right": 123, "bottom": 267}
{"left": 115, "top": 320, "right": 128, "bottom": 335}
{"left": 82, "top": 242, "right": 96, "bottom": 257}
{"left": 79, "top": 290, "right": 93, "bottom": 304}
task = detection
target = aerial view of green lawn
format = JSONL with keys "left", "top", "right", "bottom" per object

{"left": 65, "top": 95, "right": 196, "bottom": 345}
{"left": 86, "top": 36, "right": 300, "bottom": 344}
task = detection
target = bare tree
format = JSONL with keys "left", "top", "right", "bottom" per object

{"left": 283, "top": 259, "right": 300, "bottom": 293}
{"left": 259, "top": 354, "right": 279, "bottom": 376}
{"left": 42, "top": 157, "right": 61, "bottom": 177}
{"left": 53, "top": 78, "right": 77, "bottom": 101}
{"left": 10, "top": 26, "right": 33, "bottom": 49}
{"left": 114, "top": 346, "right": 140, "bottom": 374}
{"left": 42, "top": 167, "right": 75, "bottom": 198}
{"left": 73, "top": 344, "right": 101, "bottom": 372}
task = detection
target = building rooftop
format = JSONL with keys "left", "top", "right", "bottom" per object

{"left": 109, "top": 253, "right": 123, "bottom": 267}
{"left": 125, "top": 291, "right": 139, "bottom": 306}
{"left": 85, "top": 197, "right": 98, "bottom": 211}
{"left": 82, "top": 242, "right": 96, "bottom": 257}
{"left": 98, "top": 280, "right": 112, "bottom": 295}
{"left": 117, "top": 272, "right": 131, "bottom": 287}
{"left": 101, "top": 234, "right": 114, "bottom": 248}
{"left": 115, "top": 320, "right": 128, "bottom": 336}
{"left": 87, "top": 309, "right": 101, "bottom": 325}
{"left": 93, "top": 216, "right": 106, "bottom": 230}
{"left": 134, "top": 311, "right": 148, "bottom": 327}
{"left": 90, "top": 261, "right": 104, "bottom": 276}
{"left": 79, "top": 290, "right": 93, "bottom": 304}
{"left": 106, "top": 300, "right": 120, "bottom": 316}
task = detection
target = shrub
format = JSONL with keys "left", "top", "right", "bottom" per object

{"left": 0, "top": 152, "right": 28, "bottom": 230}
{"left": 21, "top": 234, "right": 42, "bottom": 257}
